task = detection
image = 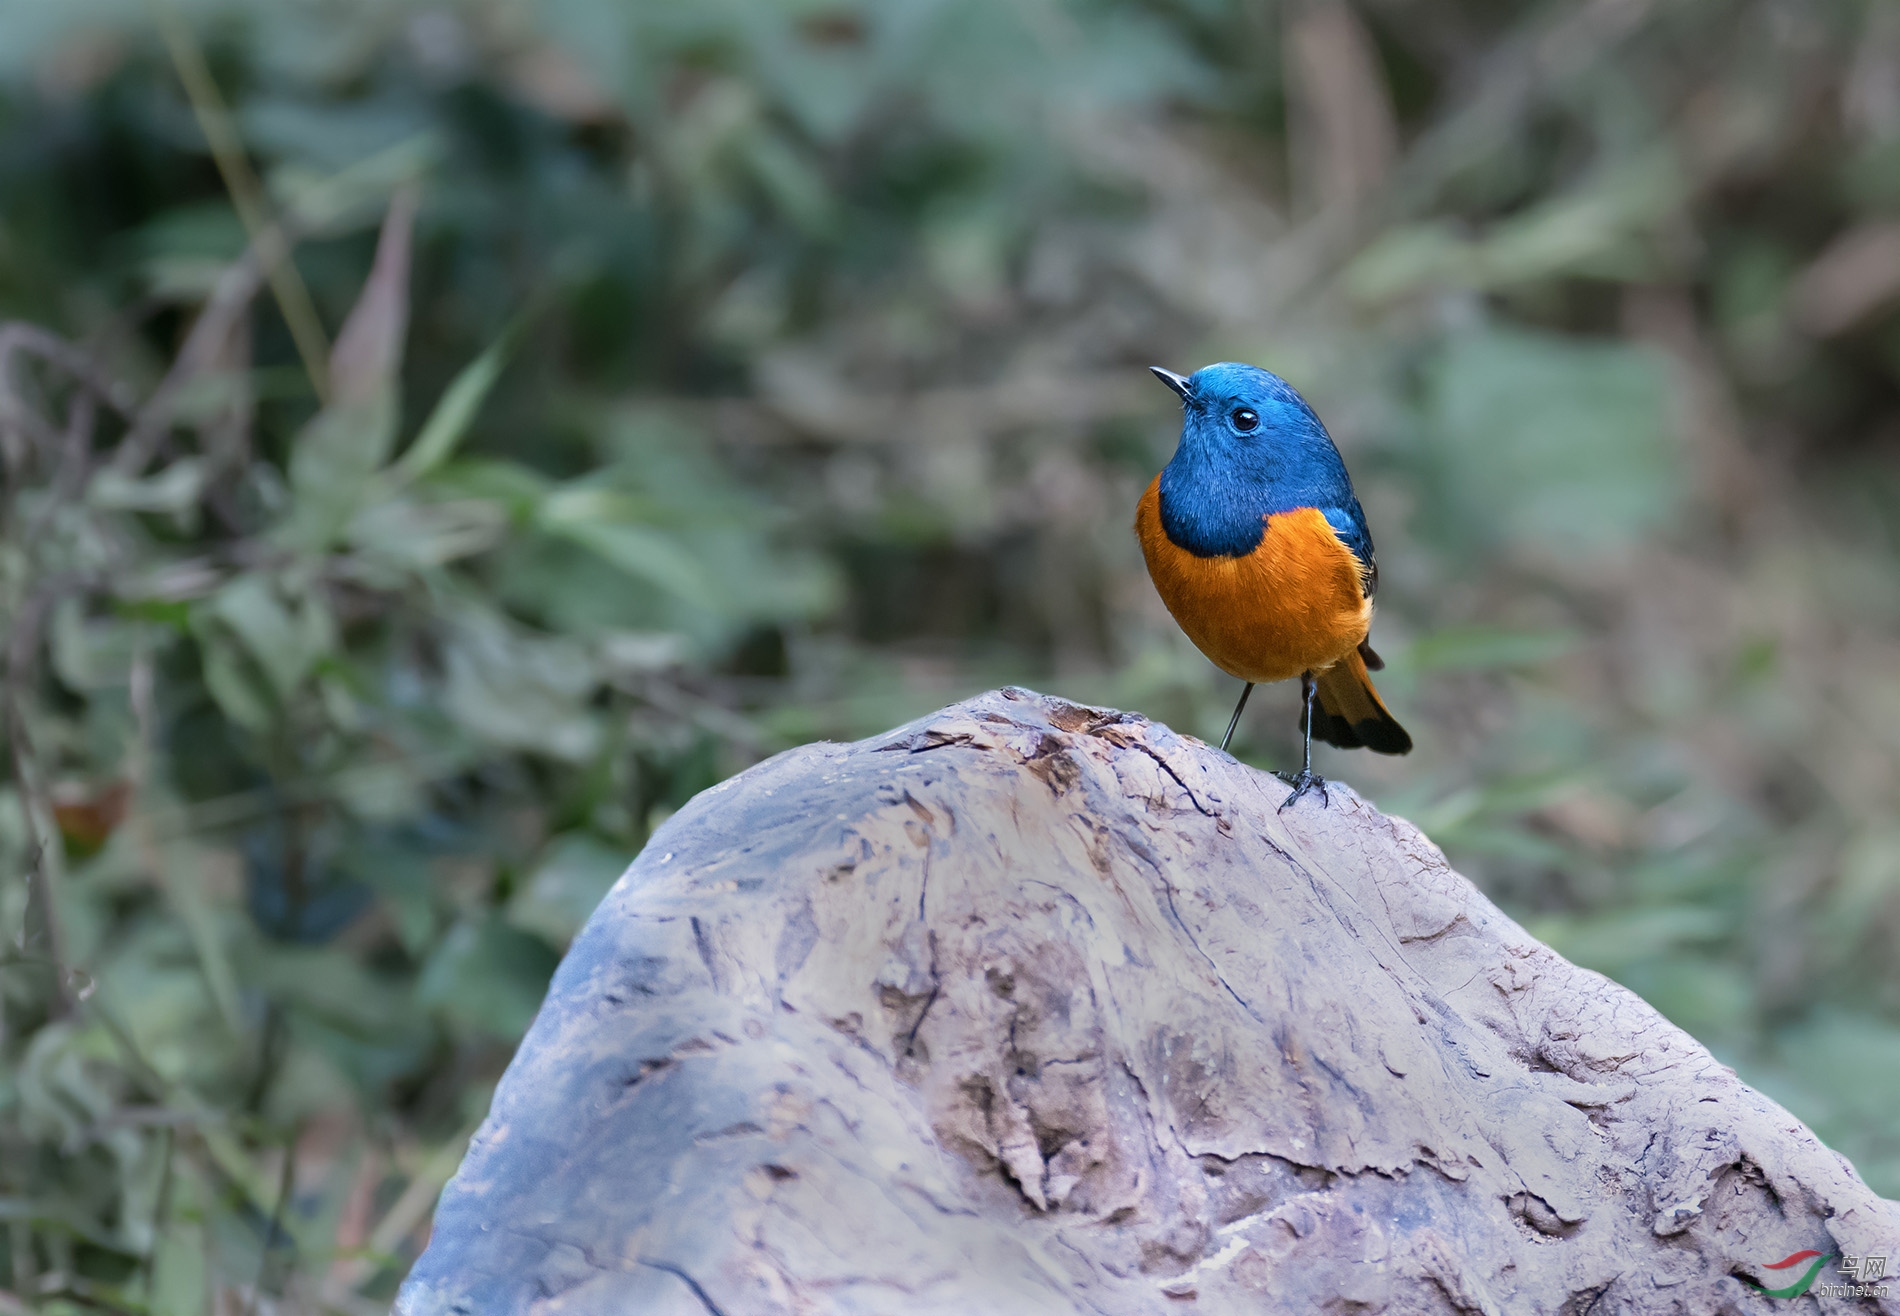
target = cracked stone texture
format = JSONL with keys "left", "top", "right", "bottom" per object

{"left": 396, "top": 688, "right": 1900, "bottom": 1315}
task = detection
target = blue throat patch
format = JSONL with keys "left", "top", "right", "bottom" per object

{"left": 1157, "top": 362, "right": 1369, "bottom": 563}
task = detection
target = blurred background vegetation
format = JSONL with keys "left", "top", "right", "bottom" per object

{"left": 2, "top": 0, "right": 1898, "bottom": 1309}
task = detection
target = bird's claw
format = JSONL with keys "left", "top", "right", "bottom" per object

{"left": 1275, "top": 769, "right": 1329, "bottom": 812}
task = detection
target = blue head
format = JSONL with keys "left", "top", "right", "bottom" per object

{"left": 1151, "top": 361, "right": 1361, "bottom": 559}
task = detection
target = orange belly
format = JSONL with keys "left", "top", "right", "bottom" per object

{"left": 1136, "top": 476, "right": 1370, "bottom": 685}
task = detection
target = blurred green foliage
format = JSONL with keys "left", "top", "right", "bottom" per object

{"left": 2, "top": 0, "right": 1899, "bottom": 1309}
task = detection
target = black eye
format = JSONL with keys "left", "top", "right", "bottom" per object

{"left": 1232, "top": 408, "right": 1259, "bottom": 432}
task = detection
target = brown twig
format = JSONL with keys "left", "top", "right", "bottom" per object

{"left": 110, "top": 245, "right": 273, "bottom": 477}
{"left": 322, "top": 1127, "right": 476, "bottom": 1301}
{"left": 151, "top": 1, "right": 331, "bottom": 404}
{"left": 1385, "top": 0, "right": 1666, "bottom": 216}
{"left": 0, "top": 322, "right": 140, "bottom": 422}
{"left": 141, "top": 1126, "right": 176, "bottom": 1313}
{"left": 244, "top": 1131, "right": 301, "bottom": 1316}
{"left": 20, "top": 390, "right": 98, "bottom": 550}
{"left": 4, "top": 585, "right": 72, "bottom": 1018}
{"left": 0, "top": 323, "right": 134, "bottom": 480}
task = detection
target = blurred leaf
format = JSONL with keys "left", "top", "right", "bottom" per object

{"left": 277, "top": 190, "right": 419, "bottom": 549}
{"left": 248, "top": 944, "right": 413, "bottom": 1038}
{"left": 596, "top": 629, "right": 692, "bottom": 675}
{"left": 261, "top": 1038, "right": 358, "bottom": 1126}
{"left": 271, "top": 131, "right": 446, "bottom": 237}
{"left": 508, "top": 832, "right": 627, "bottom": 947}
{"left": 1748, "top": 1010, "right": 1900, "bottom": 1197}
{"left": 328, "top": 187, "right": 416, "bottom": 406}
{"left": 345, "top": 497, "right": 509, "bottom": 574}
{"left": 1618, "top": 957, "right": 1755, "bottom": 1043}
{"left": 282, "top": 395, "right": 401, "bottom": 549}
{"left": 1408, "top": 625, "right": 1579, "bottom": 673}
{"left": 198, "top": 634, "right": 276, "bottom": 732}
{"left": 417, "top": 916, "right": 560, "bottom": 1040}
{"left": 50, "top": 600, "right": 139, "bottom": 691}
{"left": 135, "top": 201, "right": 247, "bottom": 265}
{"left": 1828, "top": 825, "right": 1900, "bottom": 928}
{"left": 148, "top": 1177, "right": 210, "bottom": 1316}
{"left": 1417, "top": 328, "right": 1682, "bottom": 558}
{"left": 1531, "top": 905, "right": 1733, "bottom": 977}
{"left": 424, "top": 458, "right": 553, "bottom": 520}
{"left": 743, "top": 130, "right": 834, "bottom": 235}
{"left": 347, "top": 835, "right": 438, "bottom": 956}
{"left": 100, "top": 929, "right": 235, "bottom": 1087}
{"left": 157, "top": 840, "right": 245, "bottom": 1036}
{"left": 204, "top": 575, "right": 333, "bottom": 700}
{"left": 538, "top": 488, "right": 724, "bottom": 608}
{"left": 113, "top": 597, "right": 195, "bottom": 630}
{"left": 89, "top": 459, "right": 208, "bottom": 514}
{"left": 388, "top": 330, "right": 516, "bottom": 485}
{"left": 441, "top": 611, "right": 603, "bottom": 761}
{"left": 1344, "top": 222, "right": 1473, "bottom": 304}
{"left": 1348, "top": 154, "right": 1681, "bottom": 301}
{"left": 248, "top": 96, "right": 434, "bottom": 173}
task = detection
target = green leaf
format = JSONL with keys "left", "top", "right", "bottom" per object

{"left": 328, "top": 188, "right": 415, "bottom": 406}
{"left": 1343, "top": 222, "right": 1474, "bottom": 303}
{"left": 441, "top": 612, "right": 603, "bottom": 761}
{"left": 1408, "top": 626, "right": 1579, "bottom": 673}
{"left": 1530, "top": 905, "right": 1732, "bottom": 977}
{"left": 112, "top": 597, "right": 193, "bottom": 630}
{"left": 508, "top": 832, "right": 627, "bottom": 946}
{"left": 1749, "top": 1010, "right": 1900, "bottom": 1197}
{"left": 88, "top": 458, "right": 208, "bottom": 513}
{"left": 260, "top": 1039, "right": 359, "bottom": 1127}
{"left": 243, "top": 948, "right": 435, "bottom": 1105}
{"left": 423, "top": 458, "right": 553, "bottom": 521}
{"left": 157, "top": 839, "right": 244, "bottom": 1036}
{"left": 206, "top": 575, "right": 333, "bottom": 700}
{"left": 276, "top": 190, "right": 417, "bottom": 547}
{"left": 50, "top": 599, "right": 140, "bottom": 690}
{"left": 596, "top": 630, "right": 692, "bottom": 674}
{"left": 269, "top": 131, "right": 445, "bottom": 236}
{"left": 1346, "top": 154, "right": 1682, "bottom": 301}
{"left": 538, "top": 487, "right": 722, "bottom": 607}
{"left": 1420, "top": 328, "right": 1682, "bottom": 558}
{"left": 417, "top": 916, "right": 559, "bottom": 1040}
{"left": 198, "top": 636, "right": 275, "bottom": 732}
{"left": 388, "top": 330, "right": 515, "bottom": 485}
{"left": 344, "top": 497, "right": 510, "bottom": 575}
{"left": 281, "top": 393, "right": 401, "bottom": 549}
{"left": 148, "top": 1173, "right": 210, "bottom": 1316}
{"left": 345, "top": 836, "right": 437, "bottom": 956}
{"left": 1616, "top": 956, "right": 1754, "bottom": 1043}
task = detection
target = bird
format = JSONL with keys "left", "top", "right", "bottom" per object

{"left": 1136, "top": 361, "right": 1411, "bottom": 808}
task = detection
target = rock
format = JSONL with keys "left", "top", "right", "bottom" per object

{"left": 396, "top": 689, "right": 1899, "bottom": 1315}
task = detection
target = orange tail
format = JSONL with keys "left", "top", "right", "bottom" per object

{"left": 1309, "top": 650, "right": 1412, "bottom": 755}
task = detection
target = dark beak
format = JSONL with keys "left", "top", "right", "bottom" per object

{"left": 1148, "top": 366, "right": 1192, "bottom": 401}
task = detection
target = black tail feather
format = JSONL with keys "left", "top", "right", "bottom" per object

{"left": 1308, "top": 652, "right": 1413, "bottom": 756}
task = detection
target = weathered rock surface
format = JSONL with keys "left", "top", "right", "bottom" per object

{"left": 397, "top": 689, "right": 1899, "bottom": 1315}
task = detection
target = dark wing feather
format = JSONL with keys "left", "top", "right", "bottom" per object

{"left": 1322, "top": 501, "right": 1378, "bottom": 600}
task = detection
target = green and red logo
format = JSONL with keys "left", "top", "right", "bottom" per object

{"left": 1742, "top": 1250, "right": 1834, "bottom": 1298}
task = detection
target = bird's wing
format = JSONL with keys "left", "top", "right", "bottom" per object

{"left": 1322, "top": 501, "right": 1378, "bottom": 600}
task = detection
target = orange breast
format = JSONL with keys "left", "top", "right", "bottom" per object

{"left": 1136, "top": 476, "right": 1371, "bottom": 685}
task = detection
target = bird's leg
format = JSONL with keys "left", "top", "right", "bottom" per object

{"left": 1300, "top": 674, "right": 1314, "bottom": 777}
{"left": 1277, "top": 671, "right": 1330, "bottom": 811}
{"left": 1219, "top": 682, "right": 1254, "bottom": 753}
